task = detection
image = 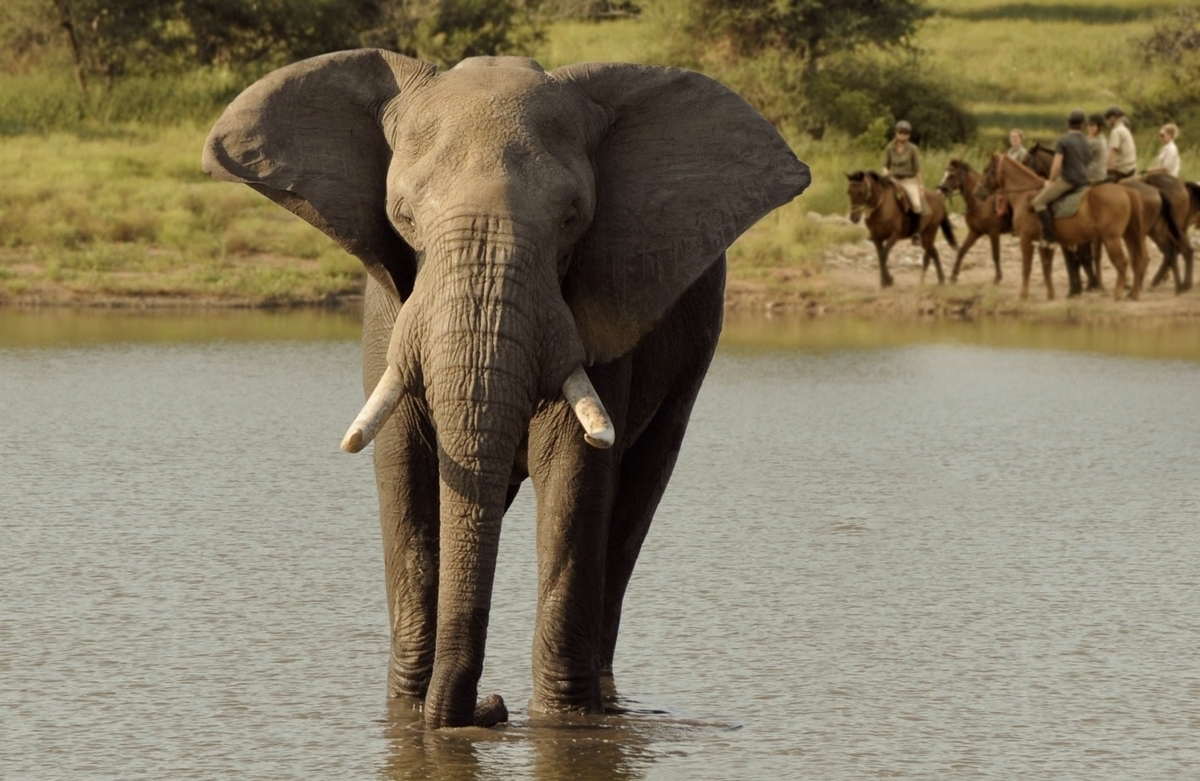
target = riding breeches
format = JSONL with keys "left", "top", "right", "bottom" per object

{"left": 1031, "top": 178, "right": 1075, "bottom": 212}
{"left": 894, "top": 177, "right": 924, "bottom": 214}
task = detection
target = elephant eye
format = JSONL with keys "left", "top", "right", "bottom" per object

{"left": 393, "top": 201, "right": 415, "bottom": 228}
{"left": 561, "top": 207, "right": 579, "bottom": 230}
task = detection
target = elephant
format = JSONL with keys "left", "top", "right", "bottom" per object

{"left": 202, "top": 49, "right": 810, "bottom": 729}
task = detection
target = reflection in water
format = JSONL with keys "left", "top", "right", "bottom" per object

{"left": 721, "top": 312, "right": 1200, "bottom": 362}
{"left": 0, "top": 307, "right": 361, "bottom": 347}
{"left": 377, "top": 694, "right": 731, "bottom": 781}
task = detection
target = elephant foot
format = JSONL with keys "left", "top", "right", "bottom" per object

{"left": 881, "top": 275, "right": 894, "bottom": 288}
{"left": 473, "top": 694, "right": 509, "bottom": 727}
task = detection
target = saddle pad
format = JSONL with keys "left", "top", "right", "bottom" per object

{"left": 1051, "top": 187, "right": 1088, "bottom": 219}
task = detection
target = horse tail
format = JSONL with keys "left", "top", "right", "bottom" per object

{"left": 1160, "top": 191, "right": 1184, "bottom": 247}
{"left": 1187, "top": 181, "right": 1200, "bottom": 228}
{"left": 940, "top": 214, "right": 958, "bottom": 248}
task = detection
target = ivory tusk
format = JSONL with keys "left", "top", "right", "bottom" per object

{"left": 561, "top": 366, "right": 615, "bottom": 449}
{"left": 341, "top": 364, "right": 405, "bottom": 453}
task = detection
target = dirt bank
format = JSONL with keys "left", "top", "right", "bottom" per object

{"left": 5, "top": 213, "right": 1200, "bottom": 326}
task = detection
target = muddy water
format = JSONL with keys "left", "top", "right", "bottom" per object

{"left": 2, "top": 310, "right": 1199, "bottom": 779}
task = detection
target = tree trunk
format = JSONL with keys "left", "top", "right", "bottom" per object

{"left": 52, "top": 0, "right": 87, "bottom": 93}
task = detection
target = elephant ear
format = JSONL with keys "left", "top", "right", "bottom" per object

{"left": 202, "top": 49, "right": 437, "bottom": 301}
{"left": 552, "top": 63, "right": 811, "bottom": 363}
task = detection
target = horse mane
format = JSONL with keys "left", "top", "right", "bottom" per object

{"left": 950, "top": 158, "right": 974, "bottom": 175}
{"left": 998, "top": 151, "right": 1044, "bottom": 181}
{"left": 846, "top": 170, "right": 893, "bottom": 188}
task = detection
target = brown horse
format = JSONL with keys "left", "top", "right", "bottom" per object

{"left": 1028, "top": 145, "right": 1192, "bottom": 294}
{"left": 846, "top": 170, "right": 956, "bottom": 288}
{"left": 938, "top": 158, "right": 1011, "bottom": 283}
{"left": 985, "top": 153, "right": 1147, "bottom": 300}
{"left": 1143, "top": 173, "right": 1196, "bottom": 292}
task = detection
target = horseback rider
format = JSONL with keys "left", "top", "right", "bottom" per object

{"left": 1147, "top": 123, "right": 1181, "bottom": 177}
{"left": 1006, "top": 128, "right": 1030, "bottom": 164}
{"left": 882, "top": 120, "right": 923, "bottom": 238}
{"left": 1031, "top": 109, "right": 1092, "bottom": 245}
{"left": 1104, "top": 106, "right": 1137, "bottom": 181}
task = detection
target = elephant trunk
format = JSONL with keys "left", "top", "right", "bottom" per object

{"left": 415, "top": 229, "right": 599, "bottom": 728}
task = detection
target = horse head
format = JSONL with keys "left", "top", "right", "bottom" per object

{"left": 845, "top": 170, "right": 883, "bottom": 223}
{"left": 1027, "top": 142, "right": 1055, "bottom": 177}
{"left": 939, "top": 158, "right": 971, "bottom": 195}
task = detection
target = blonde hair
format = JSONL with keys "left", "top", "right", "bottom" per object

{"left": 1009, "top": 128, "right": 1026, "bottom": 143}
{"left": 1160, "top": 123, "right": 1179, "bottom": 141}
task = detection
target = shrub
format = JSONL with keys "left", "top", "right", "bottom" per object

{"left": 805, "top": 54, "right": 977, "bottom": 148}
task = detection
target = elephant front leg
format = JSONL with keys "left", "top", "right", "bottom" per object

{"left": 373, "top": 403, "right": 441, "bottom": 699}
{"left": 598, "top": 368, "right": 707, "bottom": 680}
{"left": 526, "top": 399, "right": 619, "bottom": 714}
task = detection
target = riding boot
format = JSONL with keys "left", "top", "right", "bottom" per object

{"left": 1036, "top": 209, "right": 1056, "bottom": 245}
{"left": 908, "top": 211, "right": 922, "bottom": 243}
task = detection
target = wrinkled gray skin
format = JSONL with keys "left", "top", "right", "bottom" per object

{"left": 203, "top": 49, "right": 810, "bottom": 729}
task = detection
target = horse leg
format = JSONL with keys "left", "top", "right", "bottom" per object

{"left": 1104, "top": 236, "right": 1130, "bottom": 301}
{"left": 989, "top": 232, "right": 1002, "bottom": 283}
{"left": 1182, "top": 241, "right": 1194, "bottom": 292}
{"left": 1162, "top": 240, "right": 1182, "bottom": 294}
{"left": 1130, "top": 235, "right": 1147, "bottom": 300}
{"left": 1150, "top": 250, "right": 1172, "bottom": 288}
{"left": 1083, "top": 237, "right": 1101, "bottom": 291}
{"left": 1019, "top": 235, "right": 1034, "bottom": 299}
{"left": 1039, "top": 244, "right": 1055, "bottom": 300}
{"left": 928, "top": 238, "right": 945, "bottom": 285}
{"left": 875, "top": 239, "right": 894, "bottom": 288}
{"left": 1063, "top": 245, "right": 1081, "bottom": 297}
{"left": 950, "top": 230, "right": 981, "bottom": 282}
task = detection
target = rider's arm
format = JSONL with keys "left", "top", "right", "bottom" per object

{"left": 1048, "top": 152, "right": 1063, "bottom": 182}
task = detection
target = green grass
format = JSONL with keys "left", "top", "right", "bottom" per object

{"left": 1, "top": 0, "right": 1195, "bottom": 304}
{"left": 0, "top": 127, "right": 362, "bottom": 302}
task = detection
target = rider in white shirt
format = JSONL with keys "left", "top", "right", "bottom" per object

{"left": 1146, "top": 123, "right": 1181, "bottom": 177}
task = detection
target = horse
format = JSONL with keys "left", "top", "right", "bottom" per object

{"left": 984, "top": 152, "right": 1147, "bottom": 301}
{"left": 938, "top": 158, "right": 1011, "bottom": 283}
{"left": 1142, "top": 173, "right": 1196, "bottom": 293}
{"left": 846, "top": 171, "right": 957, "bottom": 288}
{"left": 1027, "top": 143, "right": 1189, "bottom": 295}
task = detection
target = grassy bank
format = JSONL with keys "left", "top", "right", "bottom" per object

{"left": 1, "top": 0, "right": 1195, "bottom": 308}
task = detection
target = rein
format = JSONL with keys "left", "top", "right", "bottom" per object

{"left": 850, "top": 179, "right": 884, "bottom": 219}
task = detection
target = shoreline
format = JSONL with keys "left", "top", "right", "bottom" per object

{"left": 4, "top": 223, "right": 1200, "bottom": 326}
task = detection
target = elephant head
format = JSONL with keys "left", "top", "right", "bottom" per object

{"left": 203, "top": 49, "right": 809, "bottom": 727}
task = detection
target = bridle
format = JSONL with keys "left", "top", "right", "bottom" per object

{"left": 848, "top": 175, "right": 883, "bottom": 221}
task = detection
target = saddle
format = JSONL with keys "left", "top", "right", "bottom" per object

{"left": 1050, "top": 186, "right": 1089, "bottom": 219}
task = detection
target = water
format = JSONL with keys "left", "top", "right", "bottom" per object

{"left": 2, "top": 310, "right": 1199, "bottom": 779}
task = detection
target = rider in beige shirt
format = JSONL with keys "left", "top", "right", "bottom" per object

{"left": 1104, "top": 106, "right": 1136, "bottom": 179}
